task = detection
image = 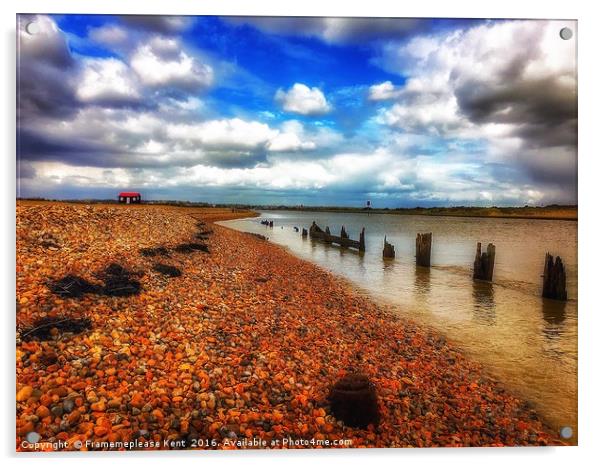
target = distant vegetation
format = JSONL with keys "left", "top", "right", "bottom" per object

{"left": 256, "top": 204, "right": 577, "bottom": 220}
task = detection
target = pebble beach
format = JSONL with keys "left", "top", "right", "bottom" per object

{"left": 16, "top": 202, "right": 564, "bottom": 450}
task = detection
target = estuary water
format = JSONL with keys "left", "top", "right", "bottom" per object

{"left": 220, "top": 210, "right": 578, "bottom": 441}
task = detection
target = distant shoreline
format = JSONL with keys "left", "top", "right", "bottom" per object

{"left": 258, "top": 206, "right": 578, "bottom": 221}
{"left": 16, "top": 199, "right": 577, "bottom": 221}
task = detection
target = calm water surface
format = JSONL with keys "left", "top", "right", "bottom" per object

{"left": 220, "top": 211, "right": 577, "bottom": 440}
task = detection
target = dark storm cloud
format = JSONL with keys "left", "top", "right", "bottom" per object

{"left": 18, "top": 16, "right": 78, "bottom": 120}
{"left": 18, "top": 128, "right": 125, "bottom": 166}
{"left": 18, "top": 15, "right": 74, "bottom": 68}
{"left": 119, "top": 15, "right": 195, "bottom": 34}
{"left": 226, "top": 17, "right": 433, "bottom": 44}
{"left": 454, "top": 76, "right": 577, "bottom": 149}
{"left": 201, "top": 149, "right": 268, "bottom": 169}
{"left": 18, "top": 61, "right": 78, "bottom": 120}
{"left": 18, "top": 123, "right": 271, "bottom": 170}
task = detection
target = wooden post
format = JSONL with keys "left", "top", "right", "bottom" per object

{"left": 340, "top": 226, "right": 349, "bottom": 239}
{"left": 324, "top": 226, "right": 332, "bottom": 244}
{"left": 301, "top": 228, "right": 308, "bottom": 237}
{"left": 416, "top": 233, "right": 432, "bottom": 267}
{"left": 542, "top": 253, "right": 567, "bottom": 301}
{"left": 473, "top": 242, "right": 495, "bottom": 281}
{"left": 383, "top": 236, "right": 395, "bottom": 259}
{"left": 359, "top": 228, "right": 366, "bottom": 252}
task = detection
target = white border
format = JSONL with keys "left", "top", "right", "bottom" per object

{"left": 2, "top": 1, "right": 600, "bottom": 465}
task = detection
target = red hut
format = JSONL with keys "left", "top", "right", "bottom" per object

{"left": 118, "top": 191, "right": 141, "bottom": 204}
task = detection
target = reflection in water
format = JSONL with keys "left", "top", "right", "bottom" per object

{"left": 472, "top": 281, "right": 496, "bottom": 325}
{"left": 542, "top": 299, "right": 567, "bottom": 340}
{"left": 382, "top": 257, "right": 395, "bottom": 271}
{"left": 414, "top": 266, "right": 431, "bottom": 297}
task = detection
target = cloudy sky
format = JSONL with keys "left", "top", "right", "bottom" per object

{"left": 17, "top": 15, "right": 577, "bottom": 206}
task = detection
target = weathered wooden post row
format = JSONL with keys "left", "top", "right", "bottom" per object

{"left": 309, "top": 221, "right": 366, "bottom": 252}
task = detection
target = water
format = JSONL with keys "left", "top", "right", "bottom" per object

{"left": 220, "top": 210, "right": 578, "bottom": 441}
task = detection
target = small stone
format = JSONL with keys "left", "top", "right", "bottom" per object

{"left": 67, "top": 410, "right": 81, "bottom": 425}
{"left": 107, "top": 398, "right": 121, "bottom": 409}
{"left": 17, "top": 421, "right": 34, "bottom": 436}
{"left": 17, "top": 385, "right": 33, "bottom": 402}
{"left": 130, "top": 393, "right": 144, "bottom": 408}
{"left": 62, "top": 398, "right": 75, "bottom": 413}
{"left": 94, "top": 426, "right": 109, "bottom": 437}
{"left": 50, "top": 405, "right": 63, "bottom": 417}
{"left": 26, "top": 431, "right": 41, "bottom": 443}
{"left": 35, "top": 405, "right": 50, "bottom": 419}
{"left": 90, "top": 400, "right": 106, "bottom": 412}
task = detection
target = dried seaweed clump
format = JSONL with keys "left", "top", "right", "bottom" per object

{"left": 140, "top": 247, "right": 170, "bottom": 257}
{"left": 174, "top": 243, "right": 209, "bottom": 254}
{"left": 20, "top": 316, "right": 92, "bottom": 341}
{"left": 101, "top": 263, "right": 141, "bottom": 296}
{"left": 153, "top": 263, "right": 182, "bottom": 277}
{"left": 48, "top": 275, "right": 101, "bottom": 298}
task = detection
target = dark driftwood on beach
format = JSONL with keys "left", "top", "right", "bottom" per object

{"left": 309, "top": 221, "right": 366, "bottom": 251}
{"left": 383, "top": 236, "right": 395, "bottom": 259}
{"left": 473, "top": 242, "right": 495, "bottom": 281}
{"left": 416, "top": 233, "right": 432, "bottom": 267}
{"left": 543, "top": 253, "right": 567, "bottom": 301}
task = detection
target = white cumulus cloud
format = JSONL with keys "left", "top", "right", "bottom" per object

{"left": 130, "top": 37, "right": 213, "bottom": 91}
{"left": 275, "top": 83, "right": 331, "bottom": 115}
{"left": 368, "top": 81, "right": 403, "bottom": 101}
{"left": 76, "top": 58, "right": 140, "bottom": 104}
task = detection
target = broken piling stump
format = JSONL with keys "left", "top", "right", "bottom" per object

{"left": 324, "top": 226, "right": 332, "bottom": 244}
{"left": 301, "top": 228, "right": 308, "bottom": 237}
{"left": 416, "top": 233, "right": 432, "bottom": 267}
{"left": 359, "top": 228, "right": 366, "bottom": 252}
{"left": 473, "top": 242, "right": 495, "bottom": 281}
{"left": 340, "top": 225, "right": 349, "bottom": 239}
{"left": 383, "top": 236, "right": 395, "bottom": 259}
{"left": 542, "top": 253, "right": 567, "bottom": 301}
{"left": 328, "top": 373, "right": 380, "bottom": 429}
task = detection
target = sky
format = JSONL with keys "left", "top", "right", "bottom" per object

{"left": 17, "top": 15, "right": 577, "bottom": 207}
